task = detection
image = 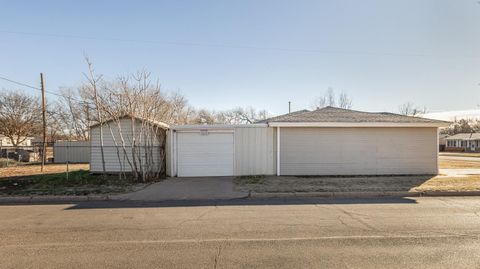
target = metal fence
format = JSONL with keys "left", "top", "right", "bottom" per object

{"left": 54, "top": 141, "right": 90, "bottom": 163}
{"left": 0, "top": 141, "right": 91, "bottom": 167}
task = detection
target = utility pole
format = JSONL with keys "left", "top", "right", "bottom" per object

{"left": 288, "top": 101, "right": 291, "bottom": 113}
{"left": 40, "top": 73, "right": 47, "bottom": 172}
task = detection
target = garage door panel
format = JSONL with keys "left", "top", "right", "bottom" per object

{"left": 280, "top": 127, "right": 437, "bottom": 175}
{"left": 177, "top": 132, "right": 234, "bottom": 177}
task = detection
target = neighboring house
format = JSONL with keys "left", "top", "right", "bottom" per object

{"left": 89, "top": 116, "right": 168, "bottom": 174}
{"left": 439, "top": 134, "right": 449, "bottom": 152}
{"left": 0, "top": 135, "right": 34, "bottom": 147}
{"left": 0, "top": 135, "right": 37, "bottom": 161}
{"left": 445, "top": 133, "right": 480, "bottom": 152}
{"left": 168, "top": 107, "right": 449, "bottom": 177}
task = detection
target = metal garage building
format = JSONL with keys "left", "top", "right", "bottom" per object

{"left": 168, "top": 107, "right": 449, "bottom": 177}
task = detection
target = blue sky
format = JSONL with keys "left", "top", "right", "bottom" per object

{"left": 0, "top": 0, "right": 479, "bottom": 115}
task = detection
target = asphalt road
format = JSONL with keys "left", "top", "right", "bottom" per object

{"left": 2, "top": 197, "right": 480, "bottom": 268}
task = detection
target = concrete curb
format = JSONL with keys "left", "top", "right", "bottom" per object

{"left": 249, "top": 191, "right": 480, "bottom": 199}
{"left": 1, "top": 191, "right": 480, "bottom": 204}
{"left": 0, "top": 195, "right": 111, "bottom": 204}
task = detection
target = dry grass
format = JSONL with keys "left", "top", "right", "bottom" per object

{"left": 235, "top": 174, "right": 480, "bottom": 193}
{"left": 0, "top": 164, "right": 89, "bottom": 179}
{"left": 412, "top": 175, "right": 480, "bottom": 192}
{"left": 440, "top": 153, "right": 480, "bottom": 158}
{"left": 235, "top": 175, "right": 434, "bottom": 193}
{"left": 439, "top": 159, "right": 480, "bottom": 169}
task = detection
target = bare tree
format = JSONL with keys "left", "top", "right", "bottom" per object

{"left": 398, "top": 102, "right": 427, "bottom": 117}
{"left": 215, "top": 107, "right": 269, "bottom": 124}
{"left": 338, "top": 92, "right": 353, "bottom": 109}
{"left": 192, "top": 109, "right": 216, "bottom": 124}
{"left": 312, "top": 88, "right": 353, "bottom": 109}
{"left": 0, "top": 91, "right": 42, "bottom": 146}
{"left": 84, "top": 57, "right": 107, "bottom": 178}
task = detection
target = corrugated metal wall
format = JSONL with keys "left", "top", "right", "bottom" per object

{"left": 234, "top": 127, "right": 276, "bottom": 175}
{"left": 54, "top": 141, "right": 90, "bottom": 163}
{"left": 90, "top": 118, "right": 166, "bottom": 173}
{"left": 280, "top": 127, "right": 438, "bottom": 175}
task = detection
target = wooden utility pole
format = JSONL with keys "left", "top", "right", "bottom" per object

{"left": 40, "top": 73, "right": 47, "bottom": 172}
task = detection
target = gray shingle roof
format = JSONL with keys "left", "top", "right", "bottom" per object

{"left": 446, "top": 133, "right": 480, "bottom": 140}
{"left": 262, "top": 106, "right": 450, "bottom": 124}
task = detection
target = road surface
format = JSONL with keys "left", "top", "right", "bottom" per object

{"left": 1, "top": 197, "right": 480, "bottom": 268}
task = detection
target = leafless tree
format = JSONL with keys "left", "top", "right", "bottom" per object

{"left": 215, "top": 107, "right": 269, "bottom": 124}
{"left": 398, "top": 102, "right": 427, "bottom": 117}
{"left": 192, "top": 109, "right": 216, "bottom": 124}
{"left": 0, "top": 91, "right": 42, "bottom": 146}
{"left": 312, "top": 88, "right": 353, "bottom": 109}
{"left": 338, "top": 92, "right": 353, "bottom": 109}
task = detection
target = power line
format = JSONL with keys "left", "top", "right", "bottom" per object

{"left": 1, "top": 29, "right": 474, "bottom": 58}
{"left": 0, "top": 75, "right": 91, "bottom": 105}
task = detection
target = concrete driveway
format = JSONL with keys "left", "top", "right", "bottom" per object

{"left": 440, "top": 169, "right": 480, "bottom": 177}
{"left": 115, "top": 177, "right": 248, "bottom": 201}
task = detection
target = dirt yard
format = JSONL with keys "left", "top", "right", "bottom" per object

{"left": 0, "top": 164, "right": 89, "bottom": 179}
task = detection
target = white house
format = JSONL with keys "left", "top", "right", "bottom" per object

{"left": 168, "top": 107, "right": 450, "bottom": 177}
{"left": 90, "top": 107, "right": 449, "bottom": 177}
{"left": 445, "top": 133, "right": 480, "bottom": 152}
{"left": 0, "top": 135, "right": 34, "bottom": 147}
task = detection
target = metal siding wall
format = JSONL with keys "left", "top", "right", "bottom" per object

{"left": 54, "top": 141, "right": 90, "bottom": 163}
{"left": 234, "top": 127, "right": 275, "bottom": 175}
{"left": 280, "top": 127, "right": 438, "bottom": 175}
{"left": 90, "top": 118, "right": 165, "bottom": 173}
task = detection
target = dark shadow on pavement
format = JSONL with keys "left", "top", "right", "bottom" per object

{"left": 57, "top": 197, "right": 418, "bottom": 210}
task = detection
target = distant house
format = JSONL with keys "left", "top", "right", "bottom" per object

{"left": 445, "top": 133, "right": 480, "bottom": 152}
{"left": 0, "top": 135, "right": 34, "bottom": 147}
{"left": 439, "top": 134, "right": 450, "bottom": 151}
{"left": 0, "top": 135, "right": 38, "bottom": 161}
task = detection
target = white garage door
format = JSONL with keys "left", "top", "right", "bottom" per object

{"left": 280, "top": 127, "right": 438, "bottom": 175}
{"left": 177, "top": 131, "right": 234, "bottom": 177}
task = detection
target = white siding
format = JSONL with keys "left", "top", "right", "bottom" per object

{"left": 54, "top": 141, "right": 90, "bottom": 163}
{"left": 166, "top": 130, "right": 172, "bottom": 176}
{"left": 280, "top": 127, "right": 438, "bottom": 175}
{"left": 234, "top": 127, "right": 276, "bottom": 175}
{"left": 90, "top": 118, "right": 165, "bottom": 173}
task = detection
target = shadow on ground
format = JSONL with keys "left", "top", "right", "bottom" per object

{"left": 0, "top": 197, "right": 418, "bottom": 210}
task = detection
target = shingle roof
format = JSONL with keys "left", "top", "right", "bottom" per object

{"left": 446, "top": 133, "right": 480, "bottom": 140}
{"left": 262, "top": 106, "right": 450, "bottom": 124}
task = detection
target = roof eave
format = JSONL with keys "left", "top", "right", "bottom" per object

{"left": 268, "top": 122, "right": 451, "bottom": 128}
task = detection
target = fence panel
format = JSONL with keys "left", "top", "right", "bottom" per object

{"left": 54, "top": 141, "right": 90, "bottom": 163}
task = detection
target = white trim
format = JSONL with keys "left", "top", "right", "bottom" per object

{"left": 175, "top": 129, "right": 234, "bottom": 133}
{"left": 268, "top": 122, "right": 450, "bottom": 128}
{"left": 276, "top": 126, "right": 280, "bottom": 176}
{"left": 173, "top": 130, "right": 178, "bottom": 177}
{"left": 436, "top": 128, "right": 439, "bottom": 174}
{"left": 170, "top": 129, "right": 174, "bottom": 177}
{"left": 233, "top": 128, "right": 236, "bottom": 176}
{"left": 172, "top": 124, "right": 267, "bottom": 130}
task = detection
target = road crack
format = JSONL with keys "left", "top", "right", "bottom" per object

{"left": 213, "top": 240, "right": 226, "bottom": 269}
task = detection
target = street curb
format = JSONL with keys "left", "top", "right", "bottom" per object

{"left": 1, "top": 191, "right": 480, "bottom": 204}
{"left": 249, "top": 191, "right": 480, "bottom": 199}
{"left": 0, "top": 195, "right": 111, "bottom": 204}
